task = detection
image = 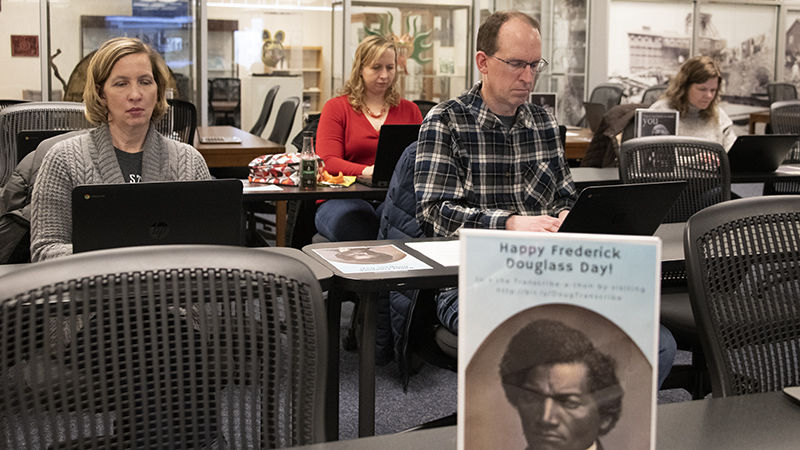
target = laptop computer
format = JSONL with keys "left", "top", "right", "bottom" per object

{"left": 72, "top": 179, "right": 243, "bottom": 253}
{"left": 583, "top": 102, "right": 606, "bottom": 133}
{"left": 197, "top": 128, "right": 242, "bottom": 144}
{"left": 357, "top": 124, "right": 421, "bottom": 188}
{"left": 16, "top": 129, "right": 76, "bottom": 163}
{"left": 559, "top": 181, "right": 687, "bottom": 235}
{"left": 727, "top": 134, "right": 797, "bottom": 173}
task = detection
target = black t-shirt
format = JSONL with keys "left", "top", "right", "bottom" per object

{"left": 114, "top": 147, "right": 143, "bottom": 183}
{"left": 497, "top": 114, "right": 515, "bottom": 130}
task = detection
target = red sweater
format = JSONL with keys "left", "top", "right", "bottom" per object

{"left": 316, "top": 95, "right": 423, "bottom": 175}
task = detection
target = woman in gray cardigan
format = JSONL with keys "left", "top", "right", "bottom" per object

{"left": 30, "top": 37, "right": 210, "bottom": 262}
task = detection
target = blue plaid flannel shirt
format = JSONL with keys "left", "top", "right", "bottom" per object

{"left": 414, "top": 82, "right": 577, "bottom": 237}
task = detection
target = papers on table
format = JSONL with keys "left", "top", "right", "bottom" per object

{"left": 313, "top": 244, "right": 431, "bottom": 274}
{"left": 240, "top": 180, "right": 283, "bottom": 192}
{"left": 406, "top": 240, "right": 460, "bottom": 267}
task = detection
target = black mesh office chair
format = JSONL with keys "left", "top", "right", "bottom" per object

{"left": 0, "top": 101, "right": 92, "bottom": 186}
{"left": 589, "top": 83, "right": 625, "bottom": 111}
{"left": 413, "top": 99, "right": 437, "bottom": 118}
{"left": 641, "top": 85, "right": 667, "bottom": 106}
{"left": 579, "top": 83, "right": 625, "bottom": 128}
{"left": 153, "top": 98, "right": 197, "bottom": 144}
{"left": 209, "top": 77, "right": 241, "bottom": 126}
{"left": 250, "top": 85, "right": 280, "bottom": 137}
{"left": 767, "top": 82, "right": 797, "bottom": 104}
{"left": 764, "top": 100, "right": 800, "bottom": 195}
{"left": 620, "top": 135, "right": 731, "bottom": 398}
{"left": 267, "top": 97, "right": 300, "bottom": 146}
{"left": 0, "top": 99, "right": 28, "bottom": 111}
{"left": 0, "top": 245, "right": 328, "bottom": 448}
{"left": 685, "top": 195, "right": 800, "bottom": 397}
{"left": 619, "top": 136, "right": 730, "bottom": 223}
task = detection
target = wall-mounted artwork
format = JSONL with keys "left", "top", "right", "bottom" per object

{"left": 11, "top": 35, "right": 39, "bottom": 57}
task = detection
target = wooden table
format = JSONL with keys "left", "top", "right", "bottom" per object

{"left": 565, "top": 126, "right": 593, "bottom": 160}
{"left": 193, "top": 125, "right": 283, "bottom": 168}
{"left": 748, "top": 110, "right": 770, "bottom": 134}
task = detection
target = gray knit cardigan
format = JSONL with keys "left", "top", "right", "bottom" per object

{"left": 30, "top": 123, "right": 211, "bottom": 262}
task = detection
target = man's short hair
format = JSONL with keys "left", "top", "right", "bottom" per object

{"left": 476, "top": 11, "right": 540, "bottom": 56}
{"left": 499, "top": 319, "right": 623, "bottom": 435}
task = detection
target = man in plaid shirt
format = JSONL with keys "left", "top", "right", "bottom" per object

{"left": 415, "top": 12, "right": 575, "bottom": 238}
{"left": 413, "top": 11, "right": 677, "bottom": 387}
{"left": 414, "top": 11, "right": 576, "bottom": 333}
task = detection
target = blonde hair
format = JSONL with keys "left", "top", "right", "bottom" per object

{"left": 339, "top": 35, "right": 400, "bottom": 111}
{"left": 664, "top": 55, "right": 723, "bottom": 121}
{"left": 83, "top": 37, "right": 170, "bottom": 125}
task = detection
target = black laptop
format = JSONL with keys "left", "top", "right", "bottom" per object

{"left": 357, "top": 124, "right": 421, "bottom": 188}
{"left": 727, "top": 134, "right": 797, "bottom": 173}
{"left": 16, "top": 129, "right": 76, "bottom": 163}
{"left": 72, "top": 179, "right": 243, "bottom": 253}
{"left": 559, "top": 181, "right": 687, "bottom": 235}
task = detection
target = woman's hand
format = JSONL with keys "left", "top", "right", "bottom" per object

{"left": 361, "top": 165, "right": 374, "bottom": 176}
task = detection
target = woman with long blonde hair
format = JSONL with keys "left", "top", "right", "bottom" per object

{"left": 314, "top": 34, "right": 423, "bottom": 242}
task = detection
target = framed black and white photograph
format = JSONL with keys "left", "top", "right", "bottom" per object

{"left": 529, "top": 92, "right": 557, "bottom": 118}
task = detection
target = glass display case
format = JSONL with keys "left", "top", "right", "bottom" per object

{"left": 332, "top": 0, "right": 472, "bottom": 103}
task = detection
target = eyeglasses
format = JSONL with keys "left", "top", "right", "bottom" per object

{"left": 490, "top": 55, "right": 549, "bottom": 74}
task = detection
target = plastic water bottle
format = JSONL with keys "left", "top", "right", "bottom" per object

{"left": 300, "top": 131, "right": 317, "bottom": 190}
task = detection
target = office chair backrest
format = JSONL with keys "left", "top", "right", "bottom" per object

{"left": 413, "top": 99, "right": 437, "bottom": 118}
{"left": 769, "top": 99, "right": 800, "bottom": 164}
{"left": 767, "top": 82, "right": 797, "bottom": 104}
{"left": 684, "top": 195, "right": 800, "bottom": 397}
{"left": 619, "top": 135, "right": 730, "bottom": 223}
{"left": 0, "top": 244, "right": 328, "bottom": 448}
{"left": 153, "top": 98, "right": 197, "bottom": 144}
{"left": 0, "top": 101, "right": 92, "bottom": 186}
{"left": 267, "top": 96, "right": 300, "bottom": 146}
{"left": 769, "top": 99, "right": 800, "bottom": 135}
{"left": 0, "top": 99, "right": 28, "bottom": 111}
{"left": 209, "top": 77, "right": 242, "bottom": 104}
{"left": 250, "top": 85, "right": 280, "bottom": 137}
{"left": 589, "top": 83, "right": 625, "bottom": 111}
{"left": 641, "top": 85, "right": 666, "bottom": 106}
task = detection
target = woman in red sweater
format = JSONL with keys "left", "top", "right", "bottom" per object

{"left": 315, "top": 34, "right": 423, "bottom": 241}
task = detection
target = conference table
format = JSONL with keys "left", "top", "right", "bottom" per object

{"left": 565, "top": 126, "right": 593, "bottom": 160}
{"left": 193, "top": 125, "right": 284, "bottom": 168}
{"left": 303, "top": 223, "right": 685, "bottom": 438}
{"left": 748, "top": 110, "right": 770, "bottom": 134}
{"left": 289, "top": 391, "right": 800, "bottom": 449}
